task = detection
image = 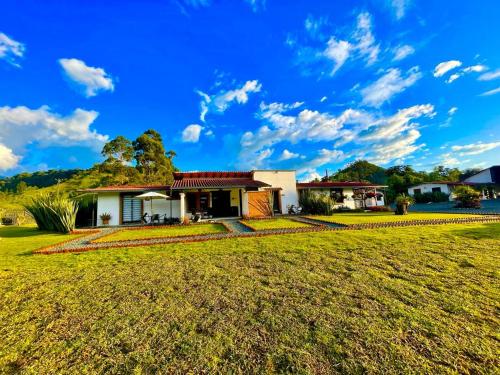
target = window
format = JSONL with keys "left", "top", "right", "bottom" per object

{"left": 432, "top": 187, "right": 441, "bottom": 193}
{"left": 330, "top": 188, "right": 344, "bottom": 203}
{"left": 414, "top": 188, "right": 422, "bottom": 195}
{"left": 122, "top": 194, "right": 142, "bottom": 223}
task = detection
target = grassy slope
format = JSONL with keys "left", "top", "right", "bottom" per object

{"left": 309, "top": 212, "right": 486, "bottom": 225}
{"left": 93, "top": 223, "right": 227, "bottom": 242}
{"left": 1, "top": 224, "right": 499, "bottom": 373}
{"left": 242, "top": 218, "right": 312, "bottom": 230}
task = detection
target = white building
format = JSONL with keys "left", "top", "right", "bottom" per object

{"left": 296, "top": 181, "right": 387, "bottom": 209}
{"left": 407, "top": 181, "right": 469, "bottom": 201}
{"left": 463, "top": 166, "right": 499, "bottom": 199}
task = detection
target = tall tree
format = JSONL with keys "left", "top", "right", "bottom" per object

{"left": 133, "top": 129, "right": 175, "bottom": 184}
{"left": 325, "top": 160, "right": 387, "bottom": 184}
{"left": 101, "top": 135, "right": 134, "bottom": 164}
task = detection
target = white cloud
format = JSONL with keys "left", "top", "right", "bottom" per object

{"left": 0, "top": 105, "right": 108, "bottom": 170}
{"left": 360, "top": 66, "right": 422, "bottom": 107}
{"left": 299, "top": 169, "right": 322, "bottom": 182}
{"left": 0, "top": 32, "right": 25, "bottom": 67}
{"left": 448, "top": 107, "right": 458, "bottom": 116}
{"left": 478, "top": 69, "right": 500, "bottom": 81}
{"left": 279, "top": 149, "right": 300, "bottom": 161}
{"left": 440, "top": 153, "right": 460, "bottom": 166}
{"left": 244, "top": 0, "right": 266, "bottom": 12}
{"left": 433, "top": 60, "right": 462, "bottom": 77}
{"left": 392, "top": 44, "right": 415, "bottom": 61}
{"left": 352, "top": 13, "right": 380, "bottom": 65}
{"left": 59, "top": 58, "right": 115, "bottom": 97}
{"left": 451, "top": 141, "right": 500, "bottom": 156}
{"left": 320, "top": 96, "right": 328, "bottom": 102}
{"left": 323, "top": 38, "right": 351, "bottom": 74}
{"left": 182, "top": 124, "right": 203, "bottom": 143}
{"left": 305, "top": 15, "right": 329, "bottom": 39}
{"left": 238, "top": 100, "right": 434, "bottom": 170}
{"left": 390, "top": 0, "right": 411, "bottom": 20}
{"left": 480, "top": 87, "right": 500, "bottom": 96}
{"left": 294, "top": 12, "right": 380, "bottom": 76}
{"left": 446, "top": 73, "right": 461, "bottom": 84}
{"left": 297, "top": 149, "right": 345, "bottom": 173}
{"left": 197, "top": 80, "right": 262, "bottom": 122}
{"left": 463, "top": 64, "right": 487, "bottom": 73}
{"left": 445, "top": 64, "right": 488, "bottom": 84}
{"left": 0, "top": 143, "right": 21, "bottom": 170}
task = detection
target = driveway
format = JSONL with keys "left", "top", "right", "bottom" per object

{"left": 410, "top": 200, "right": 500, "bottom": 214}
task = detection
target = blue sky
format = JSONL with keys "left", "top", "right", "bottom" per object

{"left": 1, "top": 0, "right": 499, "bottom": 180}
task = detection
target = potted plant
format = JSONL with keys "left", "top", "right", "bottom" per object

{"left": 453, "top": 186, "right": 481, "bottom": 208}
{"left": 395, "top": 194, "right": 414, "bottom": 215}
{"left": 100, "top": 212, "right": 112, "bottom": 225}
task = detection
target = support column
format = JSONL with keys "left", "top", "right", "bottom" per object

{"left": 179, "top": 192, "right": 186, "bottom": 222}
{"left": 242, "top": 190, "right": 249, "bottom": 216}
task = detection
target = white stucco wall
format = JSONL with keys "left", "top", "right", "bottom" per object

{"left": 408, "top": 183, "right": 451, "bottom": 195}
{"left": 97, "top": 193, "right": 120, "bottom": 226}
{"left": 252, "top": 170, "right": 299, "bottom": 214}
{"left": 464, "top": 169, "right": 492, "bottom": 183}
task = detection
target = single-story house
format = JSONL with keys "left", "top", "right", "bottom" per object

{"left": 462, "top": 165, "right": 499, "bottom": 199}
{"left": 407, "top": 181, "right": 472, "bottom": 201}
{"left": 297, "top": 181, "right": 387, "bottom": 209}
{"left": 81, "top": 170, "right": 299, "bottom": 226}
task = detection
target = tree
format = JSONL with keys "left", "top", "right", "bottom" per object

{"left": 325, "top": 160, "right": 386, "bottom": 184}
{"left": 133, "top": 129, "right": 175, "bottom": 184}
{"left": 428, "top": 166, "right": 461, "bottom": 182}
{"left": 100, "top": 136, "right": 140, "bottom": 185}
{"left": 16, "top": 181, "right": 28, "bottom": 194}
{"left": 101, "top": 136, "right": 134, "bottom": 164}
{"left": 460, "top": 168, "right": 482, "bottom": 181}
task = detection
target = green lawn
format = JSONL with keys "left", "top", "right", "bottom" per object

{"left": 93, "top": 223, "right": 227, "bottom": 242}
{"left": 1, "top": 223, "right": 499, "bottom": 373}
{"left": 241, "top": 217, "right": 313, "bottom": 231}
{"left": 308, "top": 212, "right": 487, "bottom": 225}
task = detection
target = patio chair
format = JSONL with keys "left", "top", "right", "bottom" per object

{"left": 151, "top": 214, "right": 160, "bottom": 224}
{"left": 142, "top": 213, "right": 150, "bottom": 224}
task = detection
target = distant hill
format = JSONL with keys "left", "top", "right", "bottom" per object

{"left": 324, "top": 160, "right": 387, "bottom": 184}
{"left": 0, "top": 169, "right": 82, "bottom": 192}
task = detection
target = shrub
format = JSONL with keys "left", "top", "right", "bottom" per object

{"left": 454, "top": 186, "right": 481, "bottom": 208}
{"left": 366, "top": 206, "right": 392, "bottom": 212}
{"left": 24, "top": 193, "right": 78, "bottom": 233}
{"left": 299, "top": 191, "right": 336, "bottom": 215}
{"left": 414, "top": 191, "right": 449, "bottom": 203}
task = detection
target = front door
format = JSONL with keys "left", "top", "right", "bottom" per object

{"left": 273, "top": 190, "right": 281, "bottom": 213}
{"left": 211, "top": 191, "right": 231, "bottom": 217}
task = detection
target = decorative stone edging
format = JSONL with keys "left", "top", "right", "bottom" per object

{"left": 33, "top": 215, "right": 500, "bottom": 255}
{"left": 88, "top": 222, "right": 233, "bottom": 244}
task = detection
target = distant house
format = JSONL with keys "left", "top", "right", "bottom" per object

{"left": 407, "top": 181, "right": 471, "bottom": 201}
{"left": 297, "top": 181, "right": 387, "bottom": 209}
{"left": 463, "top": 165, "right": 499, "bottom": 199}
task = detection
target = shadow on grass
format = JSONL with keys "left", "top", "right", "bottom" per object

{"left": 0, "top": 226, "right": 47, "bottom": 238}
{"left": 450, "top": 223, "right": 500, "bottom": 240}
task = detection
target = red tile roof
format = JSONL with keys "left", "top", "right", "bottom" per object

{"left": 172, "top": 178, "right": 269, "bottom": 189}
{"left": 297, "top": 181, "right": 387, "bottom": 188}
{"left": 79, "top": 185, "right": 170, "bottom": 193}
{"left": 174, "top": 171, "right": 253, "bottom": 179}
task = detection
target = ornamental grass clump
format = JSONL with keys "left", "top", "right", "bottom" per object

{"left": 299, "top": 191, "right": 336, "bottom": 215}
{"left": 25, "top": 193, "right": 78, "bottom": 233}
{"left": 395, "top": 194, "right": 414, "bottom": 215}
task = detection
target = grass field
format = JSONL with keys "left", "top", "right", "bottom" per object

{"left": 241, "top": 217, "right": 313, "bottom": 231}
{"left": 1, "top": 223, "right": 499, "bottom": 373}
{"left": 308, "top": 212, "right": 486, "bottom": 225}
{"left": 93, "top": 223, "right": 227, "bottom": 243}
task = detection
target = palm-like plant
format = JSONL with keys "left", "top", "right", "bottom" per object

{"left": 25, "top": 193, "right": 78, "bottom": 233}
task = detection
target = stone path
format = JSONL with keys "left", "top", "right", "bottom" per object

{"left": 34, "top": 215, "right": 500, "bottom": 255}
